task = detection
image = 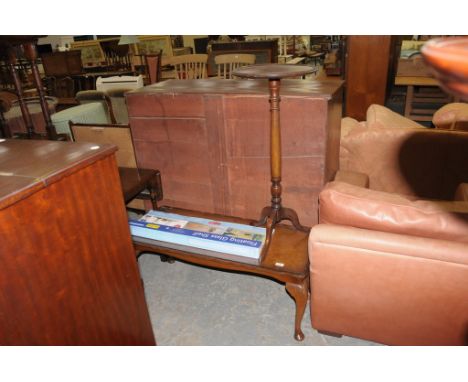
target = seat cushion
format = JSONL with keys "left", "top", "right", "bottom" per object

{"left": 319, "top": 181, "right": 468, "bottom": 243}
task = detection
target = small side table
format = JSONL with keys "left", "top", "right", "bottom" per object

{"left": 134, "top": 206, "right": 310, "bottom": 341}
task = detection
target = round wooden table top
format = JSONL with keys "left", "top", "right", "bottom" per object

{"left": 232, "top": 64, "right": 315, "bottom": 79}
{"left": 421, "top": 37, "right": 468, "bottom": 99}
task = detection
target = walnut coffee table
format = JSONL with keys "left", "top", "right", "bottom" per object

{"left": 133, "top": 206, "right": 310, "bottom": 341}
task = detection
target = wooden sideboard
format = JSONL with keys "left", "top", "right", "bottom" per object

{"left": 126, "top": 78, "right": 343, "bottom": 227}
{"left": 0, "top": 139, "right": 155, "bottom": 345}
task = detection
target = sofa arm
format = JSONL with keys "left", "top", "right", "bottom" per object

{"left": 334, "top": 170, "right": 369, "bottom": 188}
{"left": 319, "top": 181, "right": 468, "bottom": 243}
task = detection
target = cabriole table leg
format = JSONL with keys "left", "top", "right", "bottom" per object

{"left": 285, "top": 276, "right": 309, "bottom": 341}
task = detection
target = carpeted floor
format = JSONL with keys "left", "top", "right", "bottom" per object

{"left": 137, "top": 253, "right": 381, "bottom": 346}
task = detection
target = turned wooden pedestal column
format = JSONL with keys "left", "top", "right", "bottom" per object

{"left": 232, "top": 64, "right": 315, "bottom": 256}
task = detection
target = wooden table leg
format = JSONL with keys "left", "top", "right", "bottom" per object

{"left": 148, "top": 170, "right": 163, "bottom": 210}
{"left": 285, "top": 276, "right": 309, "bottom": 341}
{"left": 404, "top": 85, "right": 414, "bottom": 118}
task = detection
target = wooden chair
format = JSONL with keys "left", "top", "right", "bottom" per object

{"left": 215, "top": 53, "right": 256, "bottom": 79}
{"left": 170, "top": 54, "right": 208, "bottom": 79}
{"left": 144, "top": 51, "right": 162, "bottom": 84}
{"left": 69, "top": 122, "right": 163, "bottom": 211}
{"left": 0, "top": 90, "right": 17, "bottom": 137}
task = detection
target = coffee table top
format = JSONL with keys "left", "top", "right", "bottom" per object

{"left": 133, "top": 207, "right": 309, "bottom": 278}
{"left": 232, "top": 64, "right": 316, "bottom": 80}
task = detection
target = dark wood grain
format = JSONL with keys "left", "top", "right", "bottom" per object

{"left": 345, "top": 36, "right": 392, "bottom": 120}
{"left": 0, "top": 140, "right": 155, "bottom": 345}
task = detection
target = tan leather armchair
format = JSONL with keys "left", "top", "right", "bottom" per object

{"left": 309, "top": 124, "right": 468, "bottom": 345}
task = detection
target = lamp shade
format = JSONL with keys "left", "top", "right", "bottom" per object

{"left": 118, "top": 35, "right": 139, "bottom": 45}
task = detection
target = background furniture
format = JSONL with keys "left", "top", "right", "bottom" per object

{"left": 394, "top": 75, "right": 452, "bottom": 122}
{"left": 41, "top": 50, "right": 83, "bottom": 77}
{"left": 51, "top": 102, "right": 110, "bottom": 138}
{"left": 95, "top": 74, "right": 144, "bottom": 92}
{"left": 208, "top": 39, "right": 278, "bottom": 76}
{"left": 0, "top": 36, "right": 63, "bottom": 140}
{"left": 309, "top": 123, "right": 468, "bottom": 345}
{"left": 126, "top": 78, "right": 343, "bottom": 227}
{"left": 70, "top": 40, "right": 106, "bottom": 67}
{"left": 345, "top": 35, "right": 392, "bottom": 120}
{"left": 4, "top": 96, "right": 58, "bottom": 136}
{"left": 0, "top": 139, "right": 155, "bottom": 345}
{"left": 75, "top": 89, "right": 117, "bottom": 123}
{"left": 215, "top": 53, "right": 256, "bottom": 79}
{"left": 105, "top": 88, "right": 133, "bottom": 124}
{"left": 169, "top": 54, "right": 208, "bottom": 79}
{"left": 144, "top": 51, "right": 162, "bottom": 84}
{"left": 70, "top": 122, "right": 163, "bottom": 210}
{"left": 136, "top": 35, "right": 173, "bottom": 57}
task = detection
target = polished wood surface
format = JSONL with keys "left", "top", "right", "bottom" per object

{"left": 70, "top": 122, "right": 163, "bottom": 210}
{"left": 395, "top": 76, "right": 439, "bottom": 86}
{"left": 0, "top": 139, "right": 155, "bottom": 345}
{"left": 119, "top": 166, "right": 163, "bottom": 209}
{"left": 126, "top": 79, "right": 343, "bottom": 227}
{"left": 345, "top": 35, "right": 392, "bottom": 120}
{"left": 134, "top": 206, "right": 309, "bottom": 341}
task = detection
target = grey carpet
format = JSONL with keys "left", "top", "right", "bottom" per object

{"left": 137, "top": 253, "right": 381, "bottom": 346}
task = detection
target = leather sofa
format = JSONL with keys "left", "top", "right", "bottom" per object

{"left": 308, "top": 116, "right": 468, "bottom": 345}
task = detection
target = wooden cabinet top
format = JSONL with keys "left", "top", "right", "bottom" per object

{"left": 127, "top": 78, "right": 344, "bottom": 99}
{"left": 0, "top": 139, "right": 116, "bottom": 210}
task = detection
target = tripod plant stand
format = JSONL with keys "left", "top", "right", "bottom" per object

{"left": 233, "top": 64, "right": 315, "bottom": 257}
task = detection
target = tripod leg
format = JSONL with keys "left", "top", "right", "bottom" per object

{"left": 253, "top": 206, "right": 272, "bottom": 227}
{"left": 280, "top": 207, "right": 310, "bottom": 232}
